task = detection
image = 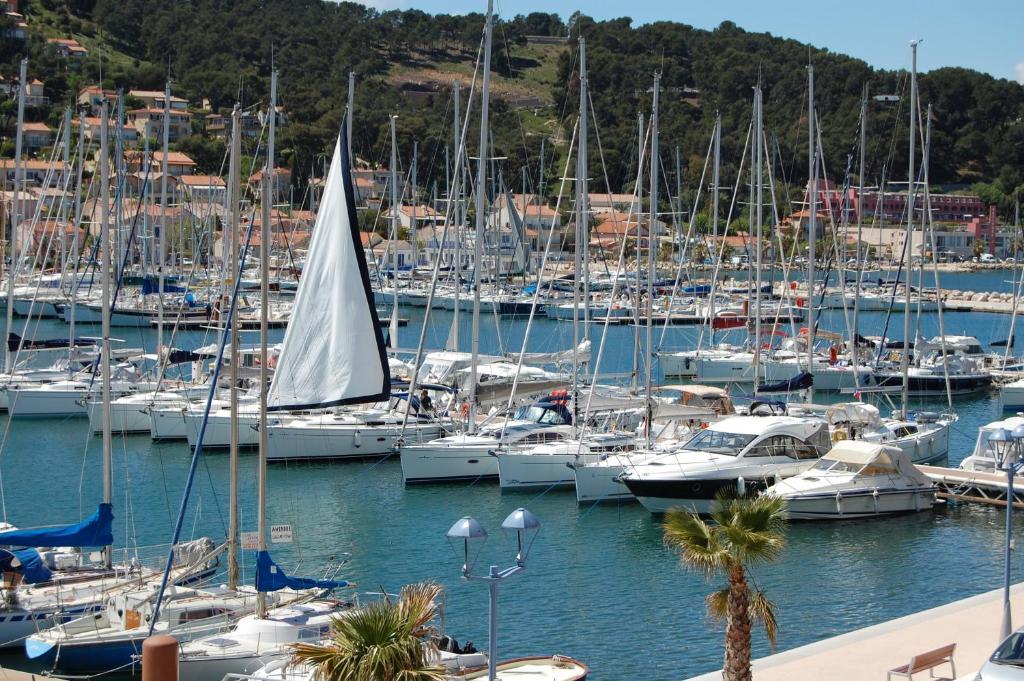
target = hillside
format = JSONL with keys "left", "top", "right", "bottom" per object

{"left": 2, "top": 0, "right": 1022, "bottom": 217}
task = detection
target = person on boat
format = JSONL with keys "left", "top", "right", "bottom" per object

{"left": 419, "top": 389, "right": 433, "bottom": 413}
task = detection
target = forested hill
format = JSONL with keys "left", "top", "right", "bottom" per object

{"left": 2, "top": 1, "right": 1022, "bottom": 215}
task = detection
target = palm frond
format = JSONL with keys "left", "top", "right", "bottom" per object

{"left": 749, "top": 588, "right": 780, "bottom": 648}
{"left": 705, "top": 587, "right": 729, "bottom": 622}
{"left": 290, "top": 580, "right": 446, "bottom": 681}
{"left": 715, "top": 493, "right": 787, "bottom": 565}
{"left": 663, "top": 505, "right": 729, "bottom": 576}
{"left": 397, "top": 581, "right": 444, "bottom": 637}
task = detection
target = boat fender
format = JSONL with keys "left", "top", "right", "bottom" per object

{"left": 736, "top": 476, "right": 745, "bottom": 496}
{"left": 354, "top": 430, "right": 361, "bottom": 448}
{"left": 835, "top": 490, "right": 843, "bottom": 515}
{"left": 872, "top": 488, "right": 879, "bottom": 514}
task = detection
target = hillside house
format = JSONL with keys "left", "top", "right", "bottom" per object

{"left": 46, "top": 38, "right": 88, "bottom": 58}
{"left": 127, "top": 108, "right": 192, "bottom": 142}
{"left": 125, "top": 150, "right": 197, "bottom": 177}
{"left": 129, "top": 89, "right": 189, "bottom": 111}
{"left": 20, "top": 121, "right": 52, "bottom": 150}
{"left": 0, "top": 159, "right": 69, "bottom": 189}
{"left": 77, "top": 86, "right": 118, "bottom": 116}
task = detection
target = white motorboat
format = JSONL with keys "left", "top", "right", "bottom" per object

{"left": 571, "top": 385, "right": 736, "bottom": 503}
{"left": 765, "top": 440, "right": 937, "bottom": 520}
{"left": 1001, "top": 378, "right": 1024, "bottom": 410}
{"left": 400, "top": 393, "right": 577, "bottom": 484}
{"left": 960, "top": 415, "right": 1024, "bottom": 473}
{"left": 619, "top": 415, "right": 832, "bottom": 515}
{"left": 177, "top": 599, "right": 352, "bottom": 681}
{"left": 497, "top": 431, "right": 638, "bottom": 490}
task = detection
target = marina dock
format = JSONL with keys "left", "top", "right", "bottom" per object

{"left": 685, "top": 582, "right": 1024, "bottom": 681}
{"left": 920, "top": 465, "right": 1024, "bottom": 509}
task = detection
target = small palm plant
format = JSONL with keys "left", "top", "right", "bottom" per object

{"left": 291, "top": 581, "right": 449, "bottom": 681}
{"left": 663, "top": 492, "right": 787, "bottom": 681}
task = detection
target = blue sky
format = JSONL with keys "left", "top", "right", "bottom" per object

{"left": 358, "top": 0, "right": 1024, "bottom": 83}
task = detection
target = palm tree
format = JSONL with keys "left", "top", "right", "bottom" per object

{"left": 662, "top": 492, "right": 787, "bottom": 681}
{"left": 290, "top": 581, "right": 449, "bottom": 681}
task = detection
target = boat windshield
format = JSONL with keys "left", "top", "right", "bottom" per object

{"left": 991, "top": 632, "right": 1024, "bottom": 667}
{"left": 680, "top": 429, "right": 757, "bottom": 456}
{"left": 812, "top": 459, "right": 861, "bottom": 474}
{"left": 514, "top": 405, "right": 569, "bottom": 426}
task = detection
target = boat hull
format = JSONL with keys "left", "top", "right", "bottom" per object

{"left": 266, "top": 422, "right": 445, "bottom": 461}
{"left": 778, "top": 488, "right": 936, "bottom": 520}
{"left": 400, "top": 446, "right": 499, "bottom": 484}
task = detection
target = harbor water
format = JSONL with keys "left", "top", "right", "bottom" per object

{"left": 1, "top": 269, "right": 1021, "bottom": 680}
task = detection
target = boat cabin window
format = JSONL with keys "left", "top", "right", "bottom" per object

{"left": 891, "top": 425, "right": 919, "bottom": 438}
{"left": 745, "top": 435, "right": 819, "bottom": 459}
{"left": 178, "top": 608, "right": 224, "bottom": 624}
{"left": 681, "top": 429, "right": 756, "bottom": 456}
{"left": 514, "top": 404, "right": 570, "bottom": 426}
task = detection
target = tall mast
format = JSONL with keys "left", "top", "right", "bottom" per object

{"left": 69, "top": 104, "right": 85, "bottom": 367}
{"left": 99, "top": 103, "right": 113, "bottom": 569}
{"left": 158, "top": 80, "right": 170, "bottom": 371}
{"left": 806, "top": 64, "right": 817, "bottom": 401}
{"left": 257, "top": 70, "right": 277, "bottom": 620}
{"left": 60, "top": 108, "right": 71, "bottom": 286}
{"left": 632, "top": 111, "right": 644, "bottom": 395}
{"left": 346, "top": 72, "right": 355, "bottom": 164}
{"left": 709, "top": 112, "right": 721, "bottom": 343}
{"left": 571, "top": 36, "right": 586, "bottom": 416}
{"left": 451, "top": 82, "right": 462, "bottom": 351}
{"left": 6, "top": 58, "right": 26, "bottom": 372}
{"left": 388, "top": 115, "right": 400, "bottom": 346}
{"left": 752, "top": 86, "right": 764, "bottom": 386}
{"left": 853, "top": 86, "right": 868, "bottom": 388}
{"left": 578, "top": 36, "right": 590, "bottom": 345}
{"left": 646, "top": 72, "right": 659, "bottom": 446}
{"left": 468, "top": 0, "right": 493, "bottom": 433}
{"left": 226, "top": 105, "right": 242, "bottom": 590}
{"left": 411, "top": 141, "right": 418, "bottom": 272}
{"left": 900, "top": 42, "right": 919, "bottom": 416}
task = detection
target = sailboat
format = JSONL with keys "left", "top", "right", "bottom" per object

{"left": 177, "top": 78, "right": 384, "bottom": 680}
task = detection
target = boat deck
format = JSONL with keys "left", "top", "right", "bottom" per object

{"left": 684, "top": 582, "right": 1024, "bottom": 680}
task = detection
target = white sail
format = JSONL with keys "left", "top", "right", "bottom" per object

{"left": 266, "top": 134, "right": 389, "bottom": 410}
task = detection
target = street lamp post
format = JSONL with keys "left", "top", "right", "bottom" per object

{"left": 990, "top": 427, "right": 1024, "bottom": 641}
{"left": 447, "top": 508, "right": 541, "bottom": 681}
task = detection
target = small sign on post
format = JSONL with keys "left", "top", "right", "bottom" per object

{"left": 270, "top": 525, "right": 293, "bottom": 544}
{"left": 240, "top": 531, "right": 260, "bottom": 550}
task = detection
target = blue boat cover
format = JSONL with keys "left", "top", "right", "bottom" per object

{"left": 256, "top": 551, "right": 348, "bottom": 592}
{"left": 13, "top": 549, "right": 53, "bottom": 584}
{"left": 0, "top": 504, "right": 113, "bottom": 548}
{"left": 757, "top": 372, "right": 814, "bottom": 394}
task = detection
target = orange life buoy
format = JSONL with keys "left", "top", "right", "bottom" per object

{"left": 459, "top": 402, "right": 470, "bottom": 417}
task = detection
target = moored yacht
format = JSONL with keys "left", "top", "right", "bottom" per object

{"left": 619, "top": 415, "right": 832, "bottom": 514}
{"left": 765, "top": 440, "right": 937, "bottom": 520}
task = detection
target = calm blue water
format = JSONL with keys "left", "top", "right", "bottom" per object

{"left": 0, "top": 270, "right": 1019, "bottom": 680}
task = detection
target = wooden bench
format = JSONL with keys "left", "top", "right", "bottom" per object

{"left": 887, "top": 643, "right": 957, "bottom": 680}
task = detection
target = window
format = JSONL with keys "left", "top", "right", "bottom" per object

{"left": 680, "top": 429, "right": 757, "bottom": 457}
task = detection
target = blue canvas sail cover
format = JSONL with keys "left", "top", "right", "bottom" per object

{"left": 0, "top": 504, "right": 113, "bottom": 548}
{"left": 13, "top": 549, "right": 53, "bottom": 584}
{"left": 256, "top": 551, "right": 348, "bottom": 593}
{"left": 757, "top": 371, "right": 814, "bottom": 394}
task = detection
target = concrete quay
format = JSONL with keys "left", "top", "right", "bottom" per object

{"left": 685, "top": 582, "right": 1024, "bottom": 681}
